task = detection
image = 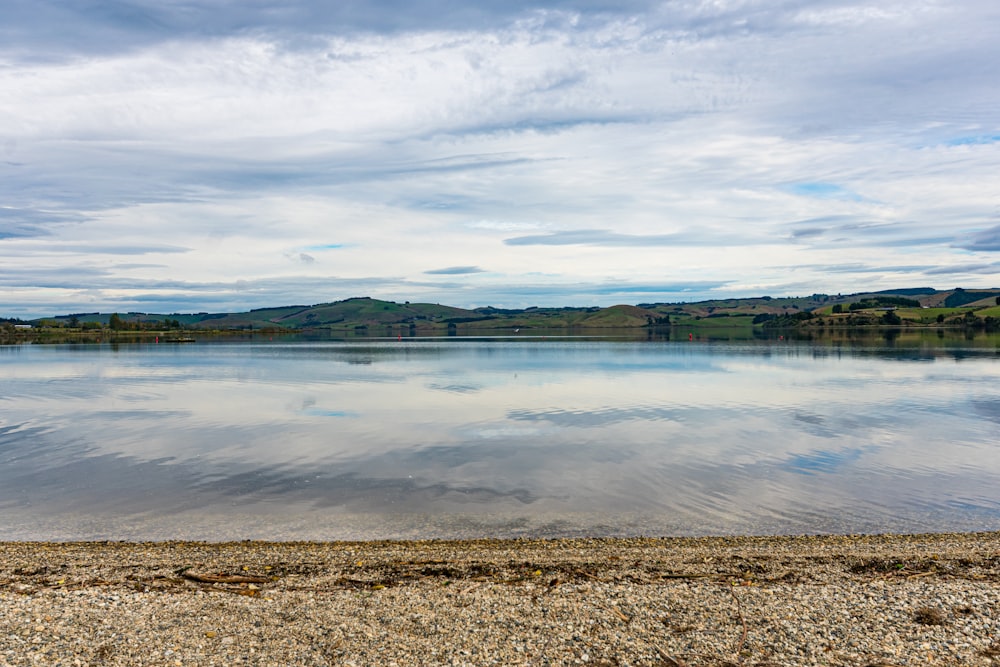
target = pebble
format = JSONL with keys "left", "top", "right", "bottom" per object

{"left": 0, "top": 533, "right": 997, "bottom": 665}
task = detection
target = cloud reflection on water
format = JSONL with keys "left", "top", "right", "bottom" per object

{"left": 1, "top": 337, "right": 999, "bottom": 539}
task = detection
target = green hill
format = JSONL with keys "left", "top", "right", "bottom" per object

{"left": 16, "top": 286, "right": 1000, "bottom": 335}
{"left": 575, "top": 304, "right": 660, "bottom": 328}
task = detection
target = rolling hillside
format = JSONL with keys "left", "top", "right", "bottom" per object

{"left": 17, "top": 287, "right": 1000, "bottom": 334}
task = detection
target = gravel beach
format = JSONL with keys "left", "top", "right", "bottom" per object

{"left": 1, "top": 532, "right": 998, "bottom": 666}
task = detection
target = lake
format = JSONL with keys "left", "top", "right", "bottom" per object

{"left": 2, "top": 331, "right": 999, "bottom": 541}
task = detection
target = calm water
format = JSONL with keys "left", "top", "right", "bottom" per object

{"left": 2, "top": 333, "right": 1000, "bottom": 540}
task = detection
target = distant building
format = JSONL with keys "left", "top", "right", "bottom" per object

{"left": 13, "top": 324, "right": 32, "bottom": 329}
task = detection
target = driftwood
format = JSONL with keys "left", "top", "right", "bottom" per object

{"left": 177, "top": 568, "right": 271, "bottom": 585}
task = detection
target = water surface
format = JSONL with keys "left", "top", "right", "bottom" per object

{"left": 2, "top": 333, "right": 999, "bottom": 540}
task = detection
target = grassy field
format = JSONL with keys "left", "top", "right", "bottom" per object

{"left": 14, "top": 288, "right": 1000, "bottom": 336}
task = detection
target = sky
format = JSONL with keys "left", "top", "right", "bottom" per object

{"left": 2, "top": 0, "right": 1000, "bottom": 317}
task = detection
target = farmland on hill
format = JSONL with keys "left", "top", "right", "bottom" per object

{"left": 9, "top": 287, "right": 1000, "bottom": 339}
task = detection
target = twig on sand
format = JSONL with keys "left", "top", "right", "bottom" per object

{"left": 608, "top": 606, "right": 632, "bottom": 624}
{"left": 656, "top": 646, "right": 688, "bottom": 666}
{"left": 727, "top": 583, "right": 749, "bottom": 660}
{"left": 176, "top": 568, "right": 271, "bottom": 585}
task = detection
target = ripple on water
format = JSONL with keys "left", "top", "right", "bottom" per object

{"left": 1, "top": 339, "right": 1000, "bottom": 539}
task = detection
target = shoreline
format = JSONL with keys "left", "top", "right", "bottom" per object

{"left": 2, "top": 532, "right": 999, "bottom": 665}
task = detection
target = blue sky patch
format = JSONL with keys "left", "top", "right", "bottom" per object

{"left": 786, "top": 182, "right": 861, "bottom": 201}
{"left": 303, "top": 244, "right": 345, "bottom": 251}
{"left": 946, "top": 135, "right": 1000, "bottom": 147}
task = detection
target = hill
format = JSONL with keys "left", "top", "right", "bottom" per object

{"left": 11, "top": 287, "right": 1000, "bottom": 335}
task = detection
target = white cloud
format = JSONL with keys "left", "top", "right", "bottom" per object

{"left": 2, "top": 1, "right": 1000, "bottom": 316}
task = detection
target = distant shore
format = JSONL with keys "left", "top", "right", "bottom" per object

{"left": 2, "top": 532, "right": 998, "bottom": 665}
{"left": 7, "top": 288, "right": 1000, "bottom": 337}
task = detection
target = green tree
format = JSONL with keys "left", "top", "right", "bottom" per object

{"left": 109, "top": 313, "right": 123, "bottom": 330}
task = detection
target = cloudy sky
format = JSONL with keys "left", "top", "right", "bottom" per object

{"left": 2, "top": 0, "right": 999, "bottom": 317}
